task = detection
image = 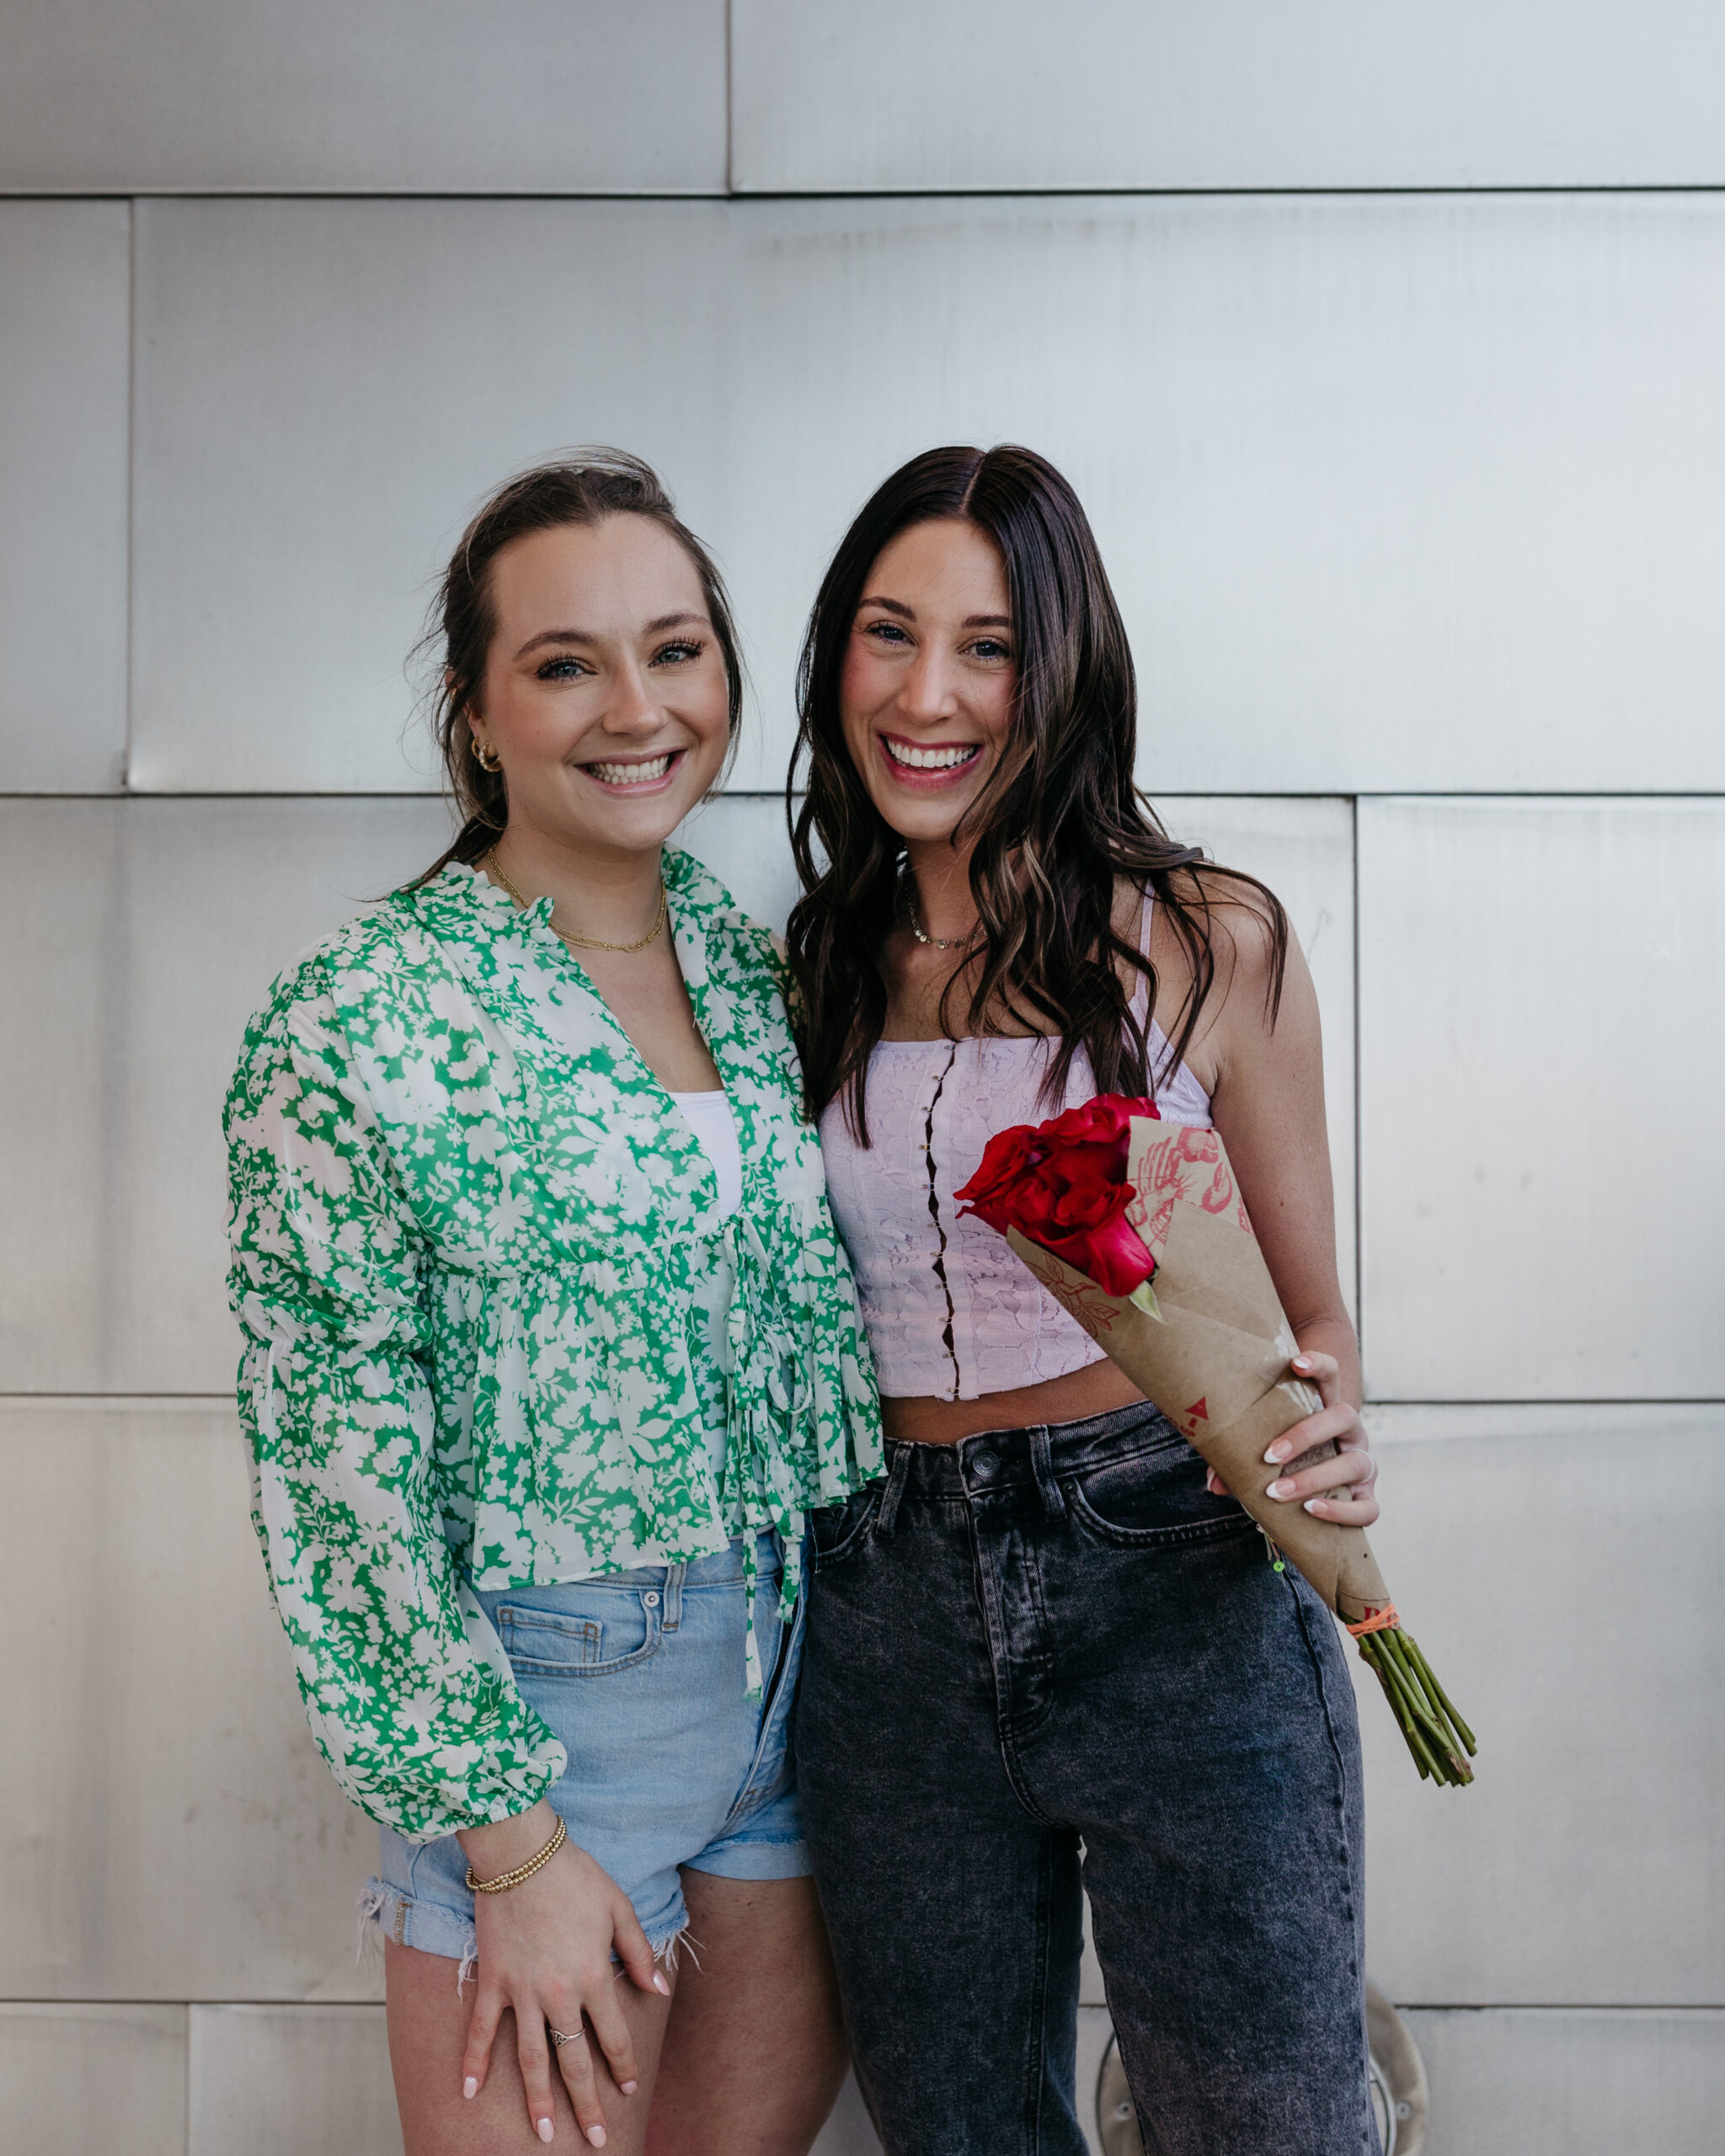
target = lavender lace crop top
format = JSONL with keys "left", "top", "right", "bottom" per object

{"left": 819, "top": 897, "right": 1213, "bottom": 1402}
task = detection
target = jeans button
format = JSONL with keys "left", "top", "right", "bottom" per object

{"left": 971, "top": 1448, "right": 998, "bottom": 1480}
{"left": 643, "top": 1591, "right": 660, "bottom": 1607}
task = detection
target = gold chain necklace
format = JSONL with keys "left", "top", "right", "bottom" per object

{"left": 903, "top": 877, "right": 980, "bottom": 953}
{"left": 485, "top": 851, "right": 668, "bottom": 953}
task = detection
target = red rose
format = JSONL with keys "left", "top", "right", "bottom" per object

{"left": 1034, "top": 1093, "right": 1158, "bottom": 1190}
{"left": 953, "top": 1121, "right": 1044, "bottom": 1235}
{"left": 1037, "top": 1094, "right": 1155, "bottom": 1152}
{"left": 1047, "top": 1179, "right": 1124, "bottom": 1234}
{"left": 1043, "top": 1209, "right": 1153, "bottom": 1296}
{"left": 954, "top": 1092, "right": 1161, "bottom": 1296}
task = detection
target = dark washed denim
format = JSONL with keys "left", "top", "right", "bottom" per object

{"left": 797, "top": 1401, "right": 1377, "bottom": 2156}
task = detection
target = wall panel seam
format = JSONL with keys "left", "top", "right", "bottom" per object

{"left": 725, "top": 184, "right": 1725, "bottom": 203}
{"left": 1384, "top": 2002, "right": 1725, "bottom": 2014}
{"left": 13, "top": 184, "right": 1725, "bottom": 205}
{"left": 1350, "top": 795, "right": 1362, "bottom": 1351}
{"left": 124, "top": 195, "right": 136, "bottom": 794}
{"left": 724, "top": 0, "right": 734, "bottom": 197}
{"left": 1365, "top": 1398, "right": 1725, "bottom": 1409}
{"left": 1, "top": 190, "right": 734, "bottom": 205}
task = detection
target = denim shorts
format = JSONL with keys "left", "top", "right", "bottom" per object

{"left": 365, "top": 1532, "right": 810, "bottom": 1967}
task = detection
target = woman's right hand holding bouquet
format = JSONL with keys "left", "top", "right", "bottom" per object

{"left": 1205, "top": 1345, "right": 1379, "bottom": 1527}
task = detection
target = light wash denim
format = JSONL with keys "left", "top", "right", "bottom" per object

{"left": 366, "top": 1532, "right": 808, "bottom": 1967}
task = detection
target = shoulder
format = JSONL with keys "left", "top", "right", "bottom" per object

{"left": 249, "top": 893, "right": 443, "bottom": 1021}
{"left": 225, "top": 896, "right": 430, "bottom": 1116}
{"left": 1154, "top": 865, "right": 1288, "bottom": 1000}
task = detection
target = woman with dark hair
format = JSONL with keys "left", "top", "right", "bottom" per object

{"left": 225, "top": 453, "right": 880, "bottom": 2155}
{"left": 788, "top": 446, "right": 1381, "bottom": 2155}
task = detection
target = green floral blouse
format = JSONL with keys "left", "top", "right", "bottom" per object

{"left": 225, "top": 851, "right": 882, "bottom": 1842}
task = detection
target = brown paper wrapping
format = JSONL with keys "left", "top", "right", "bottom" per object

{"left": 1003, "top": 1117, "right": 1391, "bottom": 1625}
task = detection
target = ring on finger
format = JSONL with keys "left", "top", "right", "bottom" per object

{"left": 547, "top": 2025, "right": 586, "bottom": 2049}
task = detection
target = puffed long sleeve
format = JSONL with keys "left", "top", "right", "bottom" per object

{"left": 224, "top": 961, "right": 565, "bottom": 1841}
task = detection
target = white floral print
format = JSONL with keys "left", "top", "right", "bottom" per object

{"left": 225, "top": 852, "right": 882, "bottom": 1841}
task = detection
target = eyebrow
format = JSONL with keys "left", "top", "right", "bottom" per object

{"left": 857, "top": 595, "right": 1012, "bottom": 630}
{"left": 512, "top": 611, "right": 708, "bottom": 660}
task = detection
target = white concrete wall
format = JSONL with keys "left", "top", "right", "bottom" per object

{"left": 3, "top": 8, "right": 1721, "bottom": 2151}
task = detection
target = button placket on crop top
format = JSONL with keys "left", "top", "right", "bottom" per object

{"left": 819, "top": 896, "right": 1213, "bottom": 1403}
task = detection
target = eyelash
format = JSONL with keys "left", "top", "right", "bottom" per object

{"left": 862, "top": 621, "right": 1012, "bottom": 662}
{"left": 535, "top": 639, "right": 705, "bottom": 681}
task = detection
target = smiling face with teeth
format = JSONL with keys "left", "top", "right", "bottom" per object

{"left": 469, "top": 513, "right": 732, "bottom": 870}
{"left": 840, "top": 518, "right": 1016, "bottom": 857}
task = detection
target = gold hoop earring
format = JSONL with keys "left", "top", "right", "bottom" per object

{"left": 473, "top": 739, "right": 502, "bottom": 773}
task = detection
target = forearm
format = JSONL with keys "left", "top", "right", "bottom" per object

{"left": 1290, "top": 1310, "right": 1361, "bottom": 1410}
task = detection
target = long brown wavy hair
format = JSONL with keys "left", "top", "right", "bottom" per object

{"left": 409, "top": 450, "right": 744, "bottom": 885}
{"left": 786, "top": 445, "right": 1289, "bottom": 1140}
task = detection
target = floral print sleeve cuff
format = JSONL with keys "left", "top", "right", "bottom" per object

{"left": 225, "top": 850, "right": 884, "bottom": 1843}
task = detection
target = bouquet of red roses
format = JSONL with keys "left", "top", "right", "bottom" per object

{"left": 955, "top": 1093, "right": 1475, "bottom": 1787}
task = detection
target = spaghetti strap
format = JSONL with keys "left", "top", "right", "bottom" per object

{"left": 1129, "top": 889, "right": 1155, "bottom": 1017}
{"left": 1133, "top": 886, "right": 1185, "bottom": 1102}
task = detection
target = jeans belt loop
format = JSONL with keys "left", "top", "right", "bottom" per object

{"left": 1029, "top": 1424, "right": 1065, "bottom": 1518}
{"left": 874, "top": 1443, "right": 913, "bottom": 1540}
{"left": 662, "top": 1561, "right": 686, "bottom": 1632}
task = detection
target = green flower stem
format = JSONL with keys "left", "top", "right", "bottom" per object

{"left": 1371, "top": 1652, "right": 1441, "bottom": 1780}
{"left": 1369, "top": 1640, "right": 1441, "bottom": 1770}
{"left": 1386, "top": 1636, "right": 1446, "bottom": 1734}
{"left": 1397, "top": 1632, "right": 1474, "bottom": 1767}
{"left": 1405, "top": 1636, "right": 1477, "bottom": 1756}
{"left": 1377, "top": 1639, "right": 1445, "bottom": 1745}
{"left": 1357, "top": 1628, "right": 1474, "bottom": 1787}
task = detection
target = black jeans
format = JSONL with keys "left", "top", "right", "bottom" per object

{"left": 797, "top": 1401, "right": 1376, "bottom": 2156}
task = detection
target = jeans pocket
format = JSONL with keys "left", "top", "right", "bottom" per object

{"left": 495, "top": 1589, "right": 661, "bottom": 1675}
{"left": 1067, "top": 1436, "right": 1253, "bottom": 1547}
{"left": 809, "top": 1486, "right": 881, "bottom": 1572}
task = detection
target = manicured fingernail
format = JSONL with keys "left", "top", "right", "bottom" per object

{"left": 537, "top": 2121, "right": 554, "bottom": 2144}
{"left": 1266, "top": 1479, "right": 1294, "bottom": 1500}
{"left": 587, "top": 2128, "right": 607, "bottom": 2148}
{"left": 1263, "top": 1443, "right": 1290, "bottom": 1464}
{"left": 620, "top": 2081, "right": 638, "bottom": 2095}
{"left": 1293, "top": 1355, "right": 1313, "bottom": 1370}
{"left": 462, "top": 2078, "right": 478, "bottom": 2100}
{"left": 653, "top": 1972, "right": 671, "bottom": 1996}
{"left": 1304, "top": 1498, "right": 1326, "bottom": 1514}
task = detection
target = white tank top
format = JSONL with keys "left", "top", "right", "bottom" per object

{"left": 818, "top": 899, "right": 1213, "bottom": 1403}
{"left": 670, "top": 1088, "right": 743, "bottom": 1219}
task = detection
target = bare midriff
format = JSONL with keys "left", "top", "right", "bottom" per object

{"left": 881, "top": 1355, "right": 1147, "bottom": 1445}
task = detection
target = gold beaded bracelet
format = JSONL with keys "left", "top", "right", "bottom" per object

{"left": 465, "top": 1814, "right": 567, "bottom": 1895}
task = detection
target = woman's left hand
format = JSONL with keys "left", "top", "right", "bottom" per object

{"left": 1204, "top": 1350, "right": 1380, "bottom": 1527}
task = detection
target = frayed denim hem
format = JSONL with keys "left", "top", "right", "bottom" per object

{"left": 358, "top": 1881, "right": 691, "bottom": 1996}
